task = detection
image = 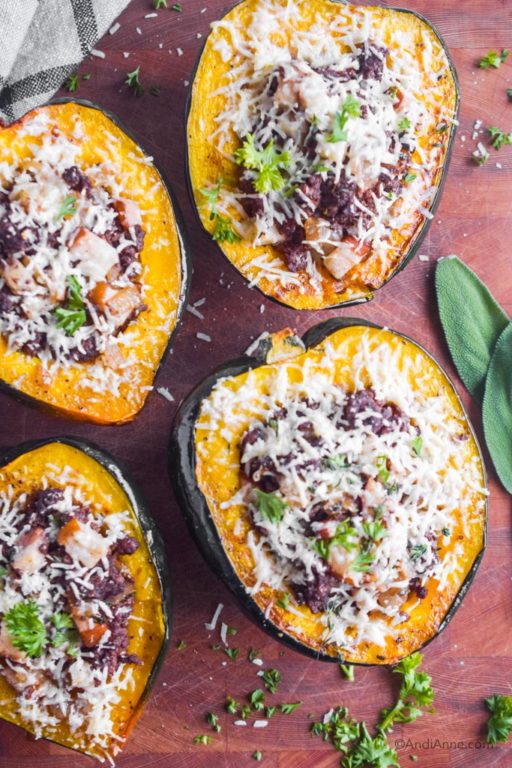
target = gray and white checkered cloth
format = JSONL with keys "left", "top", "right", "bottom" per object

{"left": 0, "top": 0, "right": 131, "bottom": 124}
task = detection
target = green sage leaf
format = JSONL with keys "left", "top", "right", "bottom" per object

{"left": 482, "top": 324, "right": 512, "bottom": 493}
{"left": 436, "top": 256, "right": 509, "bottom": 401}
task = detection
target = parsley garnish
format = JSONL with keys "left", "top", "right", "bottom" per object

{"left": 411, "top": 435, "right": 423, "bottom": 456}
{"left": 479, "top": 49, "right": 509, "bottom": 69}
{"left": 350, "top": 549, "right": 375, "bottom": 573}
{"left": 362, "top": 520, "right": 387, "bottom": 543}
{"left": 5, "top": 600, "right": 46, "bottom": 657}
{"left": 56, "top": 194, "right": 77, "bottom": 220}
{"left": 485, "top": 694, "right": 512, "bottom": 744}
{"left": 265, "top": 705, "right": 277, "bottom": 718}
{"left": 378, "top": 652, "right": 434, "bottom": 733}
{"left": 328, "top": 94, "right": 361, "bottom": 143}
{"left": 200, "top": 180, "right": 241, "bottom": 244}
{"left": 51, "top": 611, "right": 77, "bottom": 648}
{"left": 441, "top": 527, "right": 450, "bottom": 537}
{"left": 409, "top": 543, "right": 427, "bottom": 562}
{"left": 248, "top": 647, "right": 260, "bottom": 662}
{"left": 254, "top": 489, "right": 287, "bottom": 524}
{"left": 252, "top": 751, "right": 263, "bottom": 761}
{"left": 404, "top": 172, "right": 417, "bottom": 183}
{"left": 488, "top": 126, "right": 512, "bottom": 149}
{"left": 177, "top": 639, "right": 187, "bottom": 650}
{"left": 193, "top": 734, "right": 211, "bottom": 745}
{"left": 234, "top": 135, "right": 290, "bottom": 194}
{"left": 280, "top": 701, "right": 302, "bottom": 714}
{"left": 154, "top": 0, "right": 167, "bottom": 7}
{"left": 54, "top": 275, "right": 86, "bottom": 336}
{"left": 313, "top": 520, "right": 358, "bottom": 560}
{"left": 65, "top": 74, "right": 79, "bottom": 92}
{"left": 376, "top": 455, "right": 390, "bottom": 484}
{"left": 312, "top": 706, "right": 399, "bottom": 766}
{"left": 262, "top": 668, "right": 281, "bottom": 694}
{"left": 277, "top": 592, "right": 289, "bottom": 610}
{"left": 171, "top": 2, "right": 183, "bottom": 10}
{"left": 322, "top": 454, "right": 347, "bottom": 471}
{"left": 250, "top": 689, "right": 265, "bottom": 710}
{"left": 226, "top": 696, "right": 239, "bottom": 714}
{"left": 397, "top": 117, "right": 411, "bottom": 132}
{"left": 240, "top": 704, "right": 251, "bottom": 720}
{"left": 224, "top": 647, "right": 239, "bottom": 661}
{"left": 206, "top": 712, "right": 221, "bottom": 732}
{"left": 339, "top": 663, "right": 355, "bottom": 682}
{"left": 212, "top": 215, "right": 241, "bottom": 243}
{"left": 125, "top": 66, "right": 144, "bottom": 96}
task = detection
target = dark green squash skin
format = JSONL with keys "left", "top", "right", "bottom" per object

{"left": 0, "top": 436, "right": 172, "bottom": 736}
{"left": 0, "top": 98, "right": 191, "bottom": 423}
{"left": 170, "top": 317, "right": 487, "bottom": 664}
{"left": 185, "top": 1, "right": 460, "bottom": 311}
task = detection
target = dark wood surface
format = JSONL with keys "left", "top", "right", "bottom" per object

{"left": 1, "top": 0, "right": 512, "bottom": 766}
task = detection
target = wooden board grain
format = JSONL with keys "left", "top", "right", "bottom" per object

{"left": 0, "top": 0, "right": 511, "bottom": 766}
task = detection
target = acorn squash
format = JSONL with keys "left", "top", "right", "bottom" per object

{"left": 0, "top": 437, "right": 171, "bottom": 761}
{"left": 0, "top": 99, "right": 189, "bottom": 423}
{"left": 171, "top": 319, "right": 487, "bottom": 665}
{"left": 187, "top": 0, "right": 459, "bottom": 310}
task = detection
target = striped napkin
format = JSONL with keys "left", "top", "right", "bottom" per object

{"left": 0, "top": 0, "right": 131, "bottom": 124}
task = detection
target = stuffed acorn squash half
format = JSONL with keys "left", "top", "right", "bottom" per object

{"left": 171, "top": 320, "right": 487, "bottom": 664}
{"left": 0, "top": 438, "right": 170, "bottom": 761}
{"left": 0, "top": 100, "right": 188, "bottom": 423}
{"left": 187, "top": 0, "right": 459, "bottom": 309}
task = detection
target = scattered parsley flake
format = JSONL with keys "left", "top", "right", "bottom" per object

{"left": 252, "top": 751, "right": 263, "bottom": 761}
{"left": 193, "top": 734, "right": 211, "bottom": 745}
{"left": 224, "top": 647, "right": 239, "bottom": 661}
{"left": 65, "top": 74, "right": 79, "bottom": 92}
{"left": 125, "top": 66, "right": 144, "bottom": 96}
{"left": 488, "top": 126, "right": 512, "bottom": 149}
{"left": 479, "top": 49, "right": 509, "bottom": 69}
{"left": 171, "top": 2, "right": 183, "bottom": 10}
{"left": 226, "top": 696, "right": 239, "bottom": 714}
{"left": 56, "top": 194, "right": 77, "bottom": 220}
{"left": 404, "top": 172, "right": 417, "bottom": 183}
{"left": 411, "top": 435, "right": 423, "bottom": 456}
{"left": 339, "top": 663, "right": 355, "bottom": 682}
{"left": 177, "top": 639, "right": 187, "bottom": 650}
{"left": 398, "top": 117, "right": 411, "bottom": 132}
{"left": 350, "top": 549, "right": 375, "bottom": 573}
{"left": 280, "top": 701, "right": 303, "bottom": 714}
{"left": 262, "top": 669, "right": 281, "bottom": 694}
{"left": 206, "top": 712, "right": 221, "bottom": 733}
{"left": 154, "top": 0, "right": 167, "bottom": 7}
{"left": 277, "top": 593, "right": 289, "bottom": 610}
{"left": 409, "top": 543, "right": 427, "bottom": 562}
{"left": 250, "top": 689, "right": 265, "bottom": 711}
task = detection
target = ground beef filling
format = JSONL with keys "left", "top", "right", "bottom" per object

{"left": 0, "top": 487, "right": 141, "bottom": 688}
{"left": 0, "top": 164, "right": 146, "bottom": 362}
{"left": 239, "top": 387, "right": 433, "bottom": 615}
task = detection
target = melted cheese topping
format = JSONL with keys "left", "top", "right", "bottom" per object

{"left": 194, "top": 327, "right": 487, "bottom": 659}
{"left": 190, "top": 0, "right": 457, "bottom": 306}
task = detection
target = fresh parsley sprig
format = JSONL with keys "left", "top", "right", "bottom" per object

{"left": 235, "top": 134, "right": 290, "bottom": 194}
{"left": 254, "top": 489, "right": 287, "bottom": 524}
{"left": 200, "top": 180, "right": 241, "bottom": 244}
{"left": 125, "top": 66, "right": 144, "bottom": 96}
{"left": 51, "top": 611, "right": 78, "bottom": 648}
{"left": 54, "top": 275, "right": 86, "bottom": 336}
{"left": 479, "top": 49, "right": 509, "bottom": 69}
{"left": 488, "top": 126, "right": 512, "bottom": 149}
{"left": 5, "top": 600, "right": 47, "bottom": 657}
{"left": 485, "top": 694, "right": 512, "bottom": 744}
{"left": 328, "top": 94, "right": 361, "bottom": 143}
{"left": 56, "top": 194, "right": 77, "bottom": 220}
{"left": 311, "top": 707, "right": 399, "bottom": 767}
{"left": 378, "top": 652, "right": 434, "bottom": 734}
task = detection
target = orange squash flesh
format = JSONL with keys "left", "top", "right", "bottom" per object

{"left": 0, "top": 101, "right": 187, "bottom": 424}
{"left": 0, "top": 441, "right": 167, "bottom": 761}
{"left": 187, "top": 0, "right": 459, "bottom": 309}
{"left": 193, "top": 325, "right": 487, "bottom": 664}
